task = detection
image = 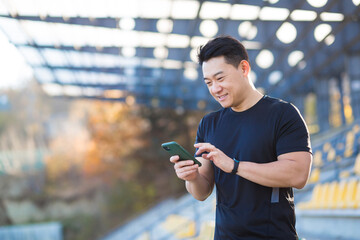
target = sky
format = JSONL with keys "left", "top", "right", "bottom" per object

{"left": 0, "top": 30, "right": 33, "bottom": 90}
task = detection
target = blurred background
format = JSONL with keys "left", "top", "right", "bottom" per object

{"left": 0, "top": 0, "right": 359, "bottom": 239}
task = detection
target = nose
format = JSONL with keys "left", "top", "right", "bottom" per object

{"left": 211, "top": 81, "right": 222, "bottom": 94}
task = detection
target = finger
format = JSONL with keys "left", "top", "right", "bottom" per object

{"left": 196, "top": 146, "right": 215, "bottom": 156}
{"left": 195, "top": 144, "right": 216, "bottom": 154}
{"left": 174, "top": 160, "right": 196, "bottom": 169}
{"left": 178, "top": 169, "right": 198, "bottom": 179}
{"left": 170, "top": 155, "right": 180, "bottom": 163}
{"left": 206, "top": 152, "right": 217, "bottom": 159}
{"left": 202, "top": 153, "right": 215, "bottom": 161}
{"left": 176, "top": 164, "right": 198, "bottom": 174}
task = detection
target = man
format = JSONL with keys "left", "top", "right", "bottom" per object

{"left": 170, "top": 36, "right": 312, "bottom": 239}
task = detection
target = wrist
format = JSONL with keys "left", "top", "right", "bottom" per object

{"left": 186, "top": 171, "right": 200, "bottom": 183}
{"left": 231, "top": 158, "right": 240, "bottom": 175}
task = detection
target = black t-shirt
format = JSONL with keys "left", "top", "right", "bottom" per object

{"left": 195, "top": 95, "right": 311, "bottom": 240}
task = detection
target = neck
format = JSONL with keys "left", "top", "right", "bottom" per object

{"left": 231, "top": 89, "right": 264, "bottom": 112}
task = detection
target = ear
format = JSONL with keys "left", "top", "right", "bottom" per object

{"left": 239, "top": 60, "right": 250, "bottom": 76}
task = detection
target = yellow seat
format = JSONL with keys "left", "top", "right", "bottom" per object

{"left": 297, "top": 184, "right": 322, "bottom": 210}
{"left": 340, "top": 170, "right": 350, "bottom": 179}
{"left": 313, "top": 151, "right": 323, "bottom": 167}
{"left": 310, "top": 184, "right": 323, "bottom": 209}
{"left": 354, "top": 181, "right": 360, "bottom": 208}
{"left": 317, "top": 183, "right": 330, "bottom": 209}
{"left": 323, "top": 142, "right": 331, "bottom": 152}
{"left": 353, "top": 124, "right": 360, "bottom": 134}
{"left": 344, "top": 132, "right": 355, "bottom": 157}
{"left": 354, "top": 153, "right": 360, "bottom": 176}
{"left": 326, "top": 181, "right": 339, "bottom": 209}
{"left": 327, "top": 148, "right": 336, "bottom": 162}
{"left": 308, "top": 168, "right": 320, "bottom": 183}
{"left": 345, "top": 180, "right": 360, "bottom": 208}
{"left": 335, "top": 181, "right": 348, "bottom": 208}
{"left": 161, "top": 214, "right": 196, "bottom": 239}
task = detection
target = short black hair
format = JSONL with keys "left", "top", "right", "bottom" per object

{"left": 197, "top": 35, "right": 250, "bottom": 68}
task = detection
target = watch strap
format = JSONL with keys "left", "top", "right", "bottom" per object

{"left": 231, "top": 158, "right": 240, "bottom": 175}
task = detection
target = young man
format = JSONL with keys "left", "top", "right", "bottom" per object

{"left": 170, "top": 36, "right": 312, "bottom": 239}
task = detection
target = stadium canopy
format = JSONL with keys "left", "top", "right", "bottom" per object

{"left": 0, "top": 0, "right": 359, "bottom": 110}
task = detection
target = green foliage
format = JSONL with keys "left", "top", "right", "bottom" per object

{"left": 62, "top": 215, "right": 102, "bottom": 240}
{"left": 107, "top": 180, "right": 156, "bottom": 222}
{"left": 0, "top": 85, "right": 207, "bottom": 239}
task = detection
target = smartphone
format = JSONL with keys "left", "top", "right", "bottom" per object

{"left": 161, "top": 141, "right": 202, "bottom": 166}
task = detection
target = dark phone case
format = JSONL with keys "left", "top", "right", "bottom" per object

{"left": 161, "top": 141, "right": 202, "bottom": 166}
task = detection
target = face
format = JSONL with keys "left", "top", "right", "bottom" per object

{"left": 202, "top": 56, "right": 250, "bottom": 110}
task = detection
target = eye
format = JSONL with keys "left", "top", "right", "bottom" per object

{"left": 205, "top": 81, "right": 211, "bottom": 85}
{"left": 217, "top": 76, "right": 224, "bottom": 81}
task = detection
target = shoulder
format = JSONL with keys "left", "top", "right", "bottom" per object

{"left": 262, "top": 96, "right": 300, "bottom": 115}
{"left": 263, "top": 95, "right": 290, "bottom": 108}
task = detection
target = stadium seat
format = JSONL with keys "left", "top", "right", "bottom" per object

{"left": 308, "top": 168, "right": 320, "bottom": 183}
{"left": 317, "top": 183, "right": 330, "bottom": 209}
{"left": 326, "top": 181, "right": 339, "bottom": 209}
{"left": 298, "top": 178, "right": 360, "bottom": 210}
{"left": 340, "top": 170, "right": 350, "bottom": 179}
{"left": 344, "top": 132, "right": 355, "bottom": 158}
{"left": 313, "top": 151, "right": 323, "bottom": 167}
{"left": 161, "top": 214, "right": 196, "bottom": 238}
{"left": 323, "top": 142, "right": 331, "bottom": 153}
{"left": 335, "top": 181, "right": 348, "bottom": 208}
{"left": 297, "top": 184, "right": 322, "bottom": 209}
{"left": 345, "top": 180, "right": 360, "bottom": 208}
{"left": 327, "top": 148, "right": 336, "bottom": 162}
{"left": 354, "top": 153, "right": 360, "bottom": 176}
{"left": 353, "top": 124, "right": 360, "bottom": 133}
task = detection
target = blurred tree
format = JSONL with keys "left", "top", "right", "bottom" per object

{"left": 0, "top": 80, "right": 208, "bottom": 239}
{"left": 83, "top": 101, "right": 205, "bottom": 232}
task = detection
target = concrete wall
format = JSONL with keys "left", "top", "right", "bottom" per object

{"left": 296, "top": 209, "right": 360, "bottom": 240}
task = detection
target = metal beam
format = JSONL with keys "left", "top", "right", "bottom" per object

{"left": 255, "top": 0, "right": 341, "bottom": 89}
{"left": 284, "top": 31, "right": 360, "bottom": 98}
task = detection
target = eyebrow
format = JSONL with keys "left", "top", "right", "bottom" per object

{"left": 204, "top": 71, "right": 224, "bottom": 81}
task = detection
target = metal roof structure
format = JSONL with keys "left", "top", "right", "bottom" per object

{"left": 0, "top": 0, "right": 359, "bottom": 111}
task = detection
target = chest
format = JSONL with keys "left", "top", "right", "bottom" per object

{"left": 205, "top": 114, "right": 277, "bottom": 162}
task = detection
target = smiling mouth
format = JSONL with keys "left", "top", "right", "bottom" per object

{"left": 217, "top": 94, "right": 228, "bottom": 101}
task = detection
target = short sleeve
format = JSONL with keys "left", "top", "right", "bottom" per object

{"left": 276, "top": 103, "right": 312, "bottom": 156}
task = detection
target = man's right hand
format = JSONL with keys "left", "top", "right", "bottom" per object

{"left": 170, "top": 155, "right": 199, "bottom": 181}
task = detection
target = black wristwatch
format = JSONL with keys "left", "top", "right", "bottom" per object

{"left": 231, "top": 158, "right": 240, "bottom": 175}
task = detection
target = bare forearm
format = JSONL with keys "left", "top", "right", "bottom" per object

{"left": 238, "top": 162, "right": 295, "bottom": 188}
{"left": 186, "top": 174, "right": 213, "bottom": 201}
{"left": 237, "top": 154, "right": 312, "bottom": 189}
